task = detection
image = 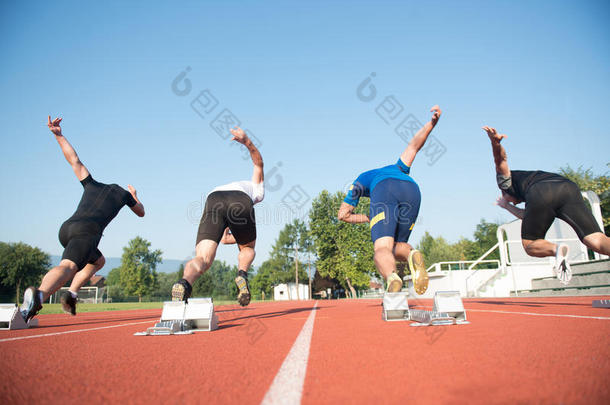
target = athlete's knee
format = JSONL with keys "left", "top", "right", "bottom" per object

{"left": 187, "top": 256, "right": 208, "bottom": 275}
{"left": 59, "top": 259, "right": 79, "bottom": 274}
{"left": 522, "top": 239, "right": 536, "bottom": 255}
{"left": 374, "top": 245, "right": 393, "bottom": 257}
{"left": 583, "top": 233, "right": 607, "bottom": 251}
{"left": 95, "top": 255, "right": 106, "bottom": 269}
{"left": 239, "top": 246, "right": 255, "bottom": 258}
{"left": 393, "top": 242, "right": 412, "bottom": 261}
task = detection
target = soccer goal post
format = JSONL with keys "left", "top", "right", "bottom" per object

{"left": 49, "top": 287, "right": 100, "bottom": 304}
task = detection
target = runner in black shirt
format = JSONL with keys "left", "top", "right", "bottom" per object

{"left": 483, "top": 126, "right": 609, "bottom": 284}
{"left": 21, "top": 117, "right": 145, "bottom": 321}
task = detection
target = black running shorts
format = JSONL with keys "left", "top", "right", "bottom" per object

{"left": 58, "top": 220, "right": 103, "bottom": 270}
{"left": 196, "top": 190, "right": 256, "bottom": 245}
{"left": 521, "top": 180, "right": 601, "bottom": 241}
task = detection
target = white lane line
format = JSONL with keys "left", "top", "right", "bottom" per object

{"left": 466, "top": 308, "right": 610, "bottom": 320}
{"left": 261, "top": 302, "right": 318, "bottom": 405}
{"left": 0, "top": 320, "right": 153, "bottom": 343}
{"left": 414, "top": 305, "right": 610, "bottom": 320}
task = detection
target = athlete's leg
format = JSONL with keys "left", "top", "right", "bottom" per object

{"left": 583, "top": 232, "right": 610, "bottom": 256}
{"left": 374, "top": 236, "right": 397, "bottom": 279}
{"left": 183, "top": 239, "right": 218, "bottom": 285}
{"left": 39, "top": 259, "right": 79, "bottom": 301}
{"left": 237, "top": 240, "right": 256, "bottom": 271}
{"left": 522, "top": 239, "right": 557, "bottom": 257}
{"left": 68, "top": 255, "right": 106, "bottom": 293}
{"left": 393, "top": 242, "right": 413, "bottom": 262}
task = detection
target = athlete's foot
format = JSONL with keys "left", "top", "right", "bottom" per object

{"left": 171, "top": 279, "right": 192, "bottom": 302}
{"left": 235, "top": 270, "right": 251, "bottom": 307}
{"left": 60, "top": 291, "right": 77, "bottom": 316}
{"left": 386, "top": 272, "right": 403, "bottom": 292}
{"left": 20, "top": 286, "right": 43, "bottom": 322}
{"left": 554, "top": 244, "right": 572, "bottom": 285}
{"left": 409, "top": 250, "right": 429, "bottom": 295}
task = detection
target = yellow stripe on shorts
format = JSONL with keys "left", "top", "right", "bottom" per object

{"left": 370, "top": 212, "right": 386, "bottom": 228}
{"left": 409, "top": 223, "right": 415, "bottom": 230}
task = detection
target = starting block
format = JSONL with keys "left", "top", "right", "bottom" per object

{"left": 382, "top": 291, "right": 469, "bottom": 326}
{"left": 0, "top": 304, "right": 38, "bottom": 330}
{"left": 134, "top": 298, "right": 218, "bottom": 336}
{"left": 382, "top": 292, "right": 410, "bottom": 321}
{"left": 592, "top": 299, "right": 610, "bottom": 308}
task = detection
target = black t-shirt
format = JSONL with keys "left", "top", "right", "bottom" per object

{"left": 505, "top": 170, "right": 568, "bottom": 201}
{"left": 65, "top": 175, "right": 137, "bottom": 233}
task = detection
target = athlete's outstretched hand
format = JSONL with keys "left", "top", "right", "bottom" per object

{"left": 230, "top": 126, "right": 248, "bottom": 144}
{"left": 495, "top": 196, "right": 510, "bottom": 209}
{"left": 48, "top": 116, "right": 63, "bottom": 136}
{"left": 482, "top": 126, "right": 507, "bottom": 143}
{"left": 127, "top": 185, "right": 138, "bottom": 197}
{"left": 430, "top": 105, "right": 442, "bottom": 126}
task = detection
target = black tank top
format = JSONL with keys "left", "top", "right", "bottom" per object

{"left": 65, "top": 175, "right": 137, "bottom": 233}
{"left": 506, "top": 170, "right": 568, "bottom": 200}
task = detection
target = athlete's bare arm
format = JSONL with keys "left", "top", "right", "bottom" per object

{"left": 400, "top": 105, "right": 442, "bottom": 167}
{"left": 482, "top": 126, "right": 510, "bottom": 177}
{"left": 496, "top": 196, "right": 525, "bottom": 219}
{"left": 230, "top": 127, "right": 264, "bottom": 184}
{"left": 48, "top": 116, "right": 90, "bottom": 181}
{"left": 127, "top": 185, "right": 145, "bottom": 217}
{"left": 220, "top": 228, "right": 237, "bottom": 244}
{"left": 337, "top": 202, "right": 370, "bottom": 224}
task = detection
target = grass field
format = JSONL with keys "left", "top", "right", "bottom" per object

{"left": 38, "top": 299, "right": 263, "bottom": 314}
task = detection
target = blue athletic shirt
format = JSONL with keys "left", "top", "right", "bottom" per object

{"left": 343, "top": 158, "right": 416, "bottom": 207}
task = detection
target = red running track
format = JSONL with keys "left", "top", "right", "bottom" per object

{"left": 1, "top": 296, "right": 609, "bottom": 404}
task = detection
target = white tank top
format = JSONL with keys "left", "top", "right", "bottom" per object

{"left": 210, "top": 180, "right": 265, "bottom": 205}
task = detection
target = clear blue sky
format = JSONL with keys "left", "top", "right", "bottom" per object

{"left": 1, "top": 0, "right": 609, "bottom": 269}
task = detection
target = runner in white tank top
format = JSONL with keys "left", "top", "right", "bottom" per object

{"left": 172, "top": 126, "right": 264, "bottom": 307}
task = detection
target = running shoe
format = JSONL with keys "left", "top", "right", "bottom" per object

{"left": 409, "top": 250, "right": 429, "bottom": 295}
{"left": 553, "top": 244, "right": 572, "bottom": 285}
{"left": 386, "top": 272, "right": 403, "bottom": 292}
{"left": 171, "top": 279, "right": 192, "bottom": 302}
{"left": 60, "top": 291, "right": 77, "bottom": 316}
{"left": 20, "top": 286, "right": 42, "bottom": 322}
{"left": 235, "top": 270, "right": 251, "bottom": 307}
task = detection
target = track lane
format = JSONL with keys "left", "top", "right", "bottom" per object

{"left": 0, "top": 301, "right": 317, "bottom": 404}
{"left": 303, "top": 297, "right": 610, "bottom": 404}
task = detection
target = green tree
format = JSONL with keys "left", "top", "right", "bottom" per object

{"left": 191, "top": 260, "right": 237, "bottom": 299}
{"left": 151, "top": 271, "right": 180, "bottom": 300}
{"left": 0, "top": 242, "right": 50, "bottom": 303}
{"left": 417, "top": 232, "right": 462, "bottom": 267}
{"left": 250, "top": 260, "right": 276, "bottom": 299}
{"left": 118, "top": 237, "right": 162, "bottom": 302}
{"left": 559, "top": 164, "right": 610, "bottom": 236}
{"left": 465, "top": 219, "right": 500, "bottom": 262}
{"left": 106, "top": 267, "right": 126, "bottom": 301}
{"left": 309, "top": 190, "right": 375, "bottom": 297}
{"left": 272, "top": 219, "right": 313, "bottom": 298}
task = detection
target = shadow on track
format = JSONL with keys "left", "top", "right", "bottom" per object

{"left": 469, "top": 300, "right": 591, "bottom": 308}
{"left": 220, "top": 305, "right": 326, "bottom": 323}
{"left": 33, "top": 314, "right": 159, "bottom": 329}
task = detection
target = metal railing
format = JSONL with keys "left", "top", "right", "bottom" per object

{"left": 425, "top": 259, "right": 500, "bottom": 274}
{"left": 465, "top": 243, "right": 502, "bottom": 297}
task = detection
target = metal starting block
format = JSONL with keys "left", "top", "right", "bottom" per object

{"left": 0, "top": 304, "right": 38, "bottom": 330}
{"left": 410, "top": 291, "right": 469, "bottom": 327}
{"left": 381, "top": 291, "right": 469, "bottom": 326}
{"left": 134, "top": 320, "right": 193, "bottom": 336}
{"left": 134, "top": 298, "right": 218, "bottom": 336}
{"left": 382, "top": 292, "right": 410, "bottom": 321}
{"left": 592, "top": 299, "right": 610, "bottom": 308}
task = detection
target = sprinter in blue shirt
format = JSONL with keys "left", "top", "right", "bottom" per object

{"left": 338, "top": 106, "right": 442, "bottom": 294}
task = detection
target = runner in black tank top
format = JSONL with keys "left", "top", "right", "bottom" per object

{"left": 21, "top": 117, "right": 146, "bottom": 322}
{"left": 483, "top": 126, "right": 610, "bottom": 285}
